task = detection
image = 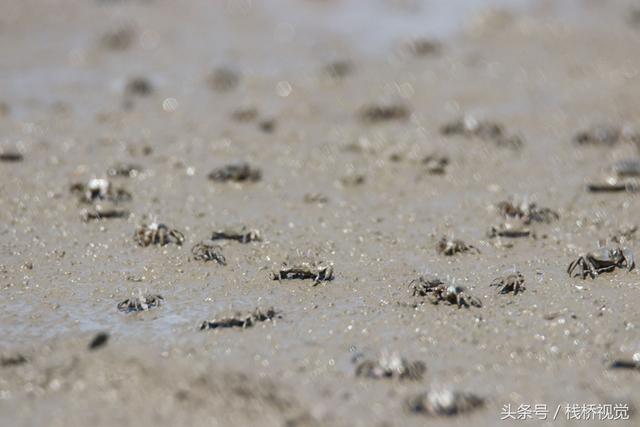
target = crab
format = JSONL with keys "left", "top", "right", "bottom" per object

{"left": 208, "top": 66, "right": 240, "bottom": 92}
{"left": 134, "top": 222, "right": 185, "bottom": 247}
{"left": 587, "top": 175, "right": 639, "bottom": 193}
{"left": 117, "top": 293, "right": 163, "bottom": 313}
{"left": 496, "top": 199, "right": 559, "bottom": 224}
{"left": 410, "top": 276, "right": 482, "bottom": 308}
{"left": 440, "top": 116, "right": 503, "bottom": 139}
{"left": 440, "top": 116, "right": 523, "bottom": 149}
{"left": 573, "top": 124, "right": 621, "bottom": 146}
{"left": 359, "top": 103, "right": 409, "bottom": 123}
{"left": 422, "top": 154, "right": 449, "bottom": 175}
{"left": 303, "top": 193, "right": 329, "bottom": 204}
{"left": 210, "top": 226, "right": 261, "bottom": 243}
{"left": 191, "top": 240, "right": 226, "bottom": 265}
{"left": 355, "top": 351, "right": 426, "bottom": 380}
{"left": 407, "top": 390, "right": 485, "bottom": 417}
{"left": 207, "top": 162, "right": 261, "bottom": 183}
{"left": 487, "top": 221, "right": 531, "bottom": 238}
{"left": 107, "top": 162, "right": 143, "bottom": 178}
{"left": 70, "top": 178, "right": 132, "bottom": 204}
{"left": 436, "top": 237, "right": 479, "bottom": 256}
{"left": 567, "top": 246, "right": 635, "bottom": 279}
{"left": 80, "top": 207, "right": 129, "bottom": 222}
{"left": 271, "top": 258, "right": 334, "bottom": 285}
{"left": 409, "top": 275, "right": 446, "bottom": 297}
{"left": 200, "top": 307, "right": 279, "bottom": 330}
{"left": 0, "top": 151, "right": 23, "bottom": 162}
{"left": 491, "top": 270, "right": 526, "bottom": 295}
{"left": 431, "top": 284, "right": 482, "bottom": 308}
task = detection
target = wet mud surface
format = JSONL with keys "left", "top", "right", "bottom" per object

{"left": 2, "top": 0, "right": 640, "bottom": 425}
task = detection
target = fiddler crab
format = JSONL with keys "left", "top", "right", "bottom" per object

{"left": 407, "top": 389, "right": 485, "bottom": 417}
{"left": 410, "top": 275, "right": 482, "bottom": 308}
{"left": 117, "top": 293, "right": 163, "bottom": 313}
{"left": 107, "top": 162, "right": 143, "bottom": 178}
{"left": 358, "top": 103, "right": 410, "bottom": 123}
{"left": 491, "top": 270, "right": 525, "bottom": 295}
{"left": 191, "top": 240, "right": 226, "bottom": 265}
{"left": 70, "top": 178, "right": 132, "bottom": 204}
{"left": 440, "top": 115, "right": 524, "bottom": 149}
{"left": 487, "top": 220, "right": 531, "bottom": 239}
{"left": 573, "top": 124, "right": 622, "bottom": 146}
{"left": 355, "top": 351, "right": 426, "bottom": 381}
{"left": 422, "top": 153, "right": 449, "bottom": 175}
{"left": 207, "top": 162, "right": 261, "bottom": 183}
{"left": 271, "top": 258, "right": 334, "bottom": 285}
{"left": 567, "top": 246, "right": 635, "bottom": 279}
{"left": 587, "top": 175, "right": 640, "bottom": 193}
{"left": 134, "top": 222, "right": 185, "bottom": 247}
{"left": 200, "top": 307, "right": 279, "bottom": 330}
{"left": 210, "top": 226, "right": 261, "bottom": 243}
{"left": 436, "top": 237, "right": 479, "bottom": 256}
{"left": 80, "top": 207, "right": 129, "bottom": 222}
{"left": 496, "top": 198, "right": 559, "bottom": 224}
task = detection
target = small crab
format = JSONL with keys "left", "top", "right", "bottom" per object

{"left": 587, "top": 175, "right": 639, "bottom": 193}
{"left": 409, "top": 275, "right": 446, "bottom": 297}
{"left": 208, "top": 162, "right": 261, "bottom": 183}
{"left": 117, "top": 293, "right": 163, "bottom": 313}
{"left": 410, "top": 276, "right": 481, "bottom": 308}
{"left": 0, "top": 150, "right": 23, "bottom": 162}
{"left": 70, "top": 178, "right": 132, "bottom": 204}
{"left": 200, "top": 307, "right": 279, "bottom": 330}
{"left": 191, "top": 240, "right": 226, "bottom": 265}
{"left": 422, "top": 153, "right": 449, "bottom": 175}
{"left": 440, "top": 116, "right": 503, "bottom": 139}
{"left": 487, "top": 221, "right": 531, "bottom": 238}
{"left": 440, "top": 116, "right": 523, "bottom": 148}
{"left": 80, "top": 207, "right": 129, "bottom": 222}
{"left": 407, "top": 390, "right": 485, "bottom": 417}
{"left": 573, "top": 124, "right": 621, "bottom": 146}
{"left": 134, "top": 222, "right": 185, "bottom": 247}
{"left": 0, "top": 352, "right": 27, "bottom": 367}
{"left": 491, "top": 270, "right": 526, "bottom": 295}
{"left": 496, "top": 199, "right": 559, "bottom": 224}
{"left": 210, "top": 226, "right": 261, "bottom": 243}
{"left": 358, "top": 103, "right": 410, "bottom": 123}
{"left": 231, "top": 106, "right": 259, "bottom": 122}
{"left": 107, "top": 162, "right": 143, "bottom": 178}
{"left": 355, "top": 352, "right": 426, "bottom": 380}
{"left": 567, "top": 246, "right": 635, "bottom": 279}
{"left": 431, "top": 284, "right": 482, "bottom": 308}
{"left": 609, "top": 357, "right": 640, "bottom": 370}
{"left": 436, "top": 237, "right": 479, "bottom": 256}
{"left": 303, "top": 193, "right": 329, "bottom": 204}
{"left": 271, "top": 258, "right": 334, "bottom": 285}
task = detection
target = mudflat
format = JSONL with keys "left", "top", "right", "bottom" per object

{"left": 2, "top": 1, "right": 640, "bottom": 426}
